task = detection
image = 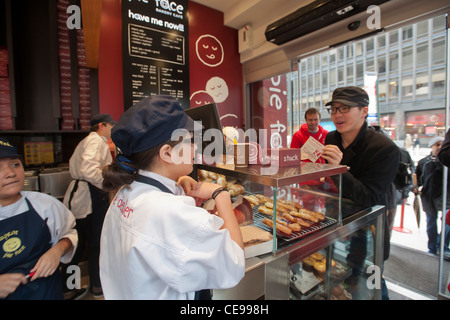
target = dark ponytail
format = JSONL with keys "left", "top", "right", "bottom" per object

{"left": 102, "top": 138, "right": 180, "bottom": 192}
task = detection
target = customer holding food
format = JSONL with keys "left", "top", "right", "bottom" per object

{"left": 0, "top": 139, "right": 77, "bottom": 299}
{"left": 99, "top": 95, "right": 244, "bottom": 300}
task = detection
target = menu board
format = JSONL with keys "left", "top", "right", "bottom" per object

{"left": 122, "top": 0, "right": 189, "bottom": 110}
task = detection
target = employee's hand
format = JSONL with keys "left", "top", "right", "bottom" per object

{"left": 186, "top": 182, "right": 225, "bottom": 201}
{"left": 29, "top": 238, "right": 72, "bottom": 281}
{"left": 321, "top": 145, "right": 343, "bottom": 165}
{"left": 0, "top": 273, "right": 27, "bottom": 298}
{"left": 177, "top": 175, "right": 198, "bottom": 194}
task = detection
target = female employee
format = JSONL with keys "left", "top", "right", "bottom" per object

{"left": 99, "top": 95, "right": 244, "bottom": 300}
{"left": 0, "top": 139, "right": 78, "bottom": 299}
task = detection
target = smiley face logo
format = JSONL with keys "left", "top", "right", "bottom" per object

{"left": 3, "top": 237, "right": 21, "bottom": 253}
{"left": 196, "top": 35, "right": 224, "bottom": 67}
{"left": 205, "top": 77, "right": 229, "bottom": 103}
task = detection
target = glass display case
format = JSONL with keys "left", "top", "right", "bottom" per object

{"left": 199, "top": 162, "right": 386, "bottom": 300}
{"left": 196, "top": 162, "right": 348, "bottom": 253}
{"left": 288, "top": 204, "right": 385, "bottom": 300}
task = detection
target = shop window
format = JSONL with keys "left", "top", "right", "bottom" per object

{"left": 380, "top": 113, "right": 397, "bottom": 139}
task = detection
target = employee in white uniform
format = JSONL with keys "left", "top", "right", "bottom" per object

{"left": 99, "top": 95, "right": 245, "bottom": 300}
{"left": 0, "top": 139, "right": 77, "bottom": 299}
{"left": 62, "top": 114, "right": 116, "bottom": 298}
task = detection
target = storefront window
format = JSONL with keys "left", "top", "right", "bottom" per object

{"left": 405, "top": 110, "right": 446, "bottom": 144}
{"left": 380, "top": 113, "right": 397, "bottom": 139}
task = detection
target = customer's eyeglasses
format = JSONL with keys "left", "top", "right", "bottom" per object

{"left": 327, "top": 105, "right": 354, "bottom": 115}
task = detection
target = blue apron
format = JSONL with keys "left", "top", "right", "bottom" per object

{"left": 0, "top": 198, "right": 62, "bottom": 300}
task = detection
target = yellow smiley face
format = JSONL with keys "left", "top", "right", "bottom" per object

{"left": 3, "top": 237, "right": 22, "bottom": 253}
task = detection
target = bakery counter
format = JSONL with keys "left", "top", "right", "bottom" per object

{"left": 213, "top": 204, "right": 385, "bottom": 300}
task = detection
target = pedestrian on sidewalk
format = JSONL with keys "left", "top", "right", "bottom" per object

{"left": 415, "top": 135, "right": 450, "bottom": 257}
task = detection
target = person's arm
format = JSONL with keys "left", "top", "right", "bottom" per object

{"left": 0, "top": 274, "right": 27, "bottom": 298}
{"left": 185, "top": 182, "right": 243, "bottom": 249}
{"left": 28, "top": 238, "right": 73, "bottom": 281}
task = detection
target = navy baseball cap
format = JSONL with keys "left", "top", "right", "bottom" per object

{"left": 0, "top": 138, "right": 21, "bottom": 159}
{"left": 112, "top": 95, "right": 197, "bottom": 156}
{"left": 325, "top": 86, "right": 369, "bottom": 107}
{"left": 90, "top": 114, "right": 117, "bottom": 126}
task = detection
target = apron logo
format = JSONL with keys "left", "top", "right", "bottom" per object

{"left": 2, "top": 237, "right": 25, "bottom": 258}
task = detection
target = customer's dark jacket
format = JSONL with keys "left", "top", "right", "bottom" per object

{"left": 438, "top": 127, "right": 450, "bottom": 167}
{"left": 416, "top": 154, "right": 450, "bottom": 213}
{"left": 325, "top": 121, "right": 400, "bottom": 209}
{"left": 325, "top": 122, "right": 400, "bottom": 261}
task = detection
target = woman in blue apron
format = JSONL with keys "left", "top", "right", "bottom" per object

{"left": 0, "top": 139, "right": 77, "bottom": 299}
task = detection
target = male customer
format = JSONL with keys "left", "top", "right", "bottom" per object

{"left": 415, "top": 135, "right": 450, "bottom": 257}
{"left": 291, "top": 108, "right": 328, "bottom": 163}
{"left": 62, "top": 114, "right": 116, "bottom": 298}
{"left": 321, "top": 86, "right": 400, "bottom": 300}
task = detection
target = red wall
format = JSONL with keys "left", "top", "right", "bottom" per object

{"left": 97, "top": 0, "right": 243, "bottom": 127}
{"left": 188, "top": 2, "right": 244, "bottom": 128}
{"left": 98, "top": 0, "right": 123, "bottom": 122}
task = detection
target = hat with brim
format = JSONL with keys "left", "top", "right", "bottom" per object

{"left": 112, "top": 95, "right": 197, "bottom": 156}
{"left": 0, "top": 139, "right": 21, "bottom": 159}
{"left": 325, "top": 86, "right": 369, "bottom": 107}
{"left": 428, "top": 136, "right": 444, "bottom": 147}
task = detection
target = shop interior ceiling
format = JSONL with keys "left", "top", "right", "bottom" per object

{"left": 191, "top": 0, "right": 450, "bottom": 83}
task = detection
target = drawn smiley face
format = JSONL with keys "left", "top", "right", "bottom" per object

{"left": 205, "top": 77, "right": 229, "bottom": 103}
{"left": 3, "top": 237, "right": 21, "bottom": 253}
{"left": 195, "top": 35, "right": 224, "bottom": 67}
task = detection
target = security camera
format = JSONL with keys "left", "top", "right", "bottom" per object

{"left": 348, "top": 21, "right": 360, "bottom": 31}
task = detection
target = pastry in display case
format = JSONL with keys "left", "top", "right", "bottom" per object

{"left": 196, "top": 162, "right": 347, "bottom": 253}
{"left": 289, "top": 208, "right": 383, "bottom": 300}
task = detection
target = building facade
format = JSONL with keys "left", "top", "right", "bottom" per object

{"left": 289, "top": 13, "right": 447, "bottom": 147}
